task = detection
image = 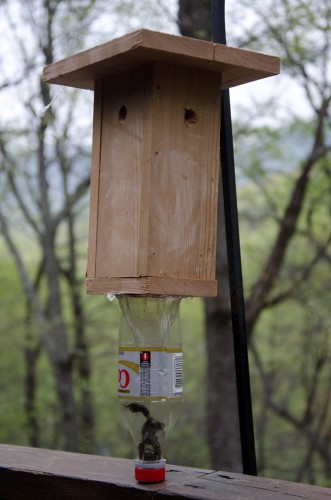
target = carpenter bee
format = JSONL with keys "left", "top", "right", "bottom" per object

{"left": 124, "top": 403, "right": 165, "bottom": 461}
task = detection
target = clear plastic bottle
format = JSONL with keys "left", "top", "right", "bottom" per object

{"left": 117, "top": 295, "right": 183, "bottom": 483}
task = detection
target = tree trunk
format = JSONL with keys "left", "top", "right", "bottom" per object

{"left": 38, "top": 112, "right": 79, "bottom": 451}
{"left": 50, "top": 348, "right": 79, "bottom": 452}
{"left": 24, "top": 338, "right": 41, "bottom": 448}
{"left": 42, "top": 251, "right": 79, "bottom": 452}
{"left": 71, "top": 277, "right": 95, "bottom": 454}
{"left": 178, "top": 0, "right": 212, "bottom": 40}
{"left": 205, "top": 181, "right": 243, "bottom": 472}
{"left": 57, "top": 140, "right": 95, "bottom": 454}
{"left": 178, "top": 0, "right": 243, "bottom": 472}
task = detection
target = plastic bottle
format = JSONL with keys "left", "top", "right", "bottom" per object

{"left": 117, "top": 295, "right": 183, "bottom": 483}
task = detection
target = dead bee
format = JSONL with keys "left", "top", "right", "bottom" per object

{"left": 124, "top": 403, "right": 165, "bottom": 461}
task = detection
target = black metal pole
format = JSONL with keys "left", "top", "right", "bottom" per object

{"left": 211, "top": 0, "right": 257, "bottom": 476}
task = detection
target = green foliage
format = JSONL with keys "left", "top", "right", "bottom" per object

{"left": 236, "top": 111, "right": 331, "bottom": 486}
{"left": 1, "top": 163, "right": 330, "bottom": 481}
{"left": 250, "top": 293, "right": 330, "bottom": 485}
{"left": 0, "top": 251, "right": 27, "bottom": 445}
{"left": 0, "top": 0, "right": 330, "bottom": 489}
{"left": 0, "top": 244, "right": 210, "bottom": 465}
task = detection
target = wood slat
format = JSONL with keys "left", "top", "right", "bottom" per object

{"left": 86, "top": 63, "right": 220, "bottom": 294}
{"left": 214, "top": 44, "right": 280, "bottom": 88}
{"left": 86, "top": 277, "right": 218, "bottom": 297}
{"left": 146, "top": 64, "right": 220, "bottom": 281}
{"left": 43, "top": 29, "right": 280, "bottom": 91}
{"left": 86, "top": 79, "right": 103, "bottom": 277}
{"left": 94, "top": 67, "right": 152, "bottom": 279}
{"left": 0, "top": 445, "right": 329, "bottom": 500}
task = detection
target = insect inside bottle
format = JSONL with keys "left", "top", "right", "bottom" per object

{"left": 124, "top": 403, "right": 165, "bottom": 461}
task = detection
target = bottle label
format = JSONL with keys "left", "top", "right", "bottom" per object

{"left": 118, "top": 347, "right": 183, "bottom": 400}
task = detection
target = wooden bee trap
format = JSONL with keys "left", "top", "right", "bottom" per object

{"left": 43, "top": 29, "right": 280, "bottom": 297}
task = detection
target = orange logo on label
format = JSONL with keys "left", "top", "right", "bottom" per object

{"left": 118, "top": 369, "right": 130, "bottom": 389}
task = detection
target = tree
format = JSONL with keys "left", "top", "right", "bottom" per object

{"left": 0, "top": 0, "right": 139, "bottom": 453}
{"left": 178, "top": 0, "right": 244, "bottom": 473}
{"left": 0, "top": 0, "right": 178, "bottom": 454}
{"left": 1, "top": 0, "right": 330, "bottom": 486}
{"left": 0, "top": 0, "right": 104, "bottom": 452}
{"left": 178, "top": 0, "right": 331, "bottom": 483}
{"left": 234, "top": 0, "right": 331, "bottom": 484}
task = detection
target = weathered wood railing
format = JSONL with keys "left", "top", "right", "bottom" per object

{"left": 0, "top": 444, "right": 329, "bottom": 499}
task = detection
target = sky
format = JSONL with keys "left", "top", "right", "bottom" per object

{"left": 0, "top": 0, "right": 315, "bottom": 138}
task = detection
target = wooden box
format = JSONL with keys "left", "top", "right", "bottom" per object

{"left": 43, "top": 29, "right": 280, "bottom": 297}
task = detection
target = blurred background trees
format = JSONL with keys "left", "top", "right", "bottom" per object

{"left": 0, "top": 0, "right": 330, "bottom": 487}
{"left": 230, "top": 0, "right": 331, "bottom": 483}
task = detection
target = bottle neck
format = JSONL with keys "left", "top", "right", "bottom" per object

{"left": 118, "top": 296, "right": 182, "bottom": 347}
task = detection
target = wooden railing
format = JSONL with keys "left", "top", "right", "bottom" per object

{"left": 0, "top": 444, "right": 329, "bottom": 499}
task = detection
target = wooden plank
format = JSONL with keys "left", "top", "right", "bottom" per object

{"left": 147, "top": 64, "right": 220, "bottom": 281}
{"left": 137, "top": 68, "right": 154, "bottom": 278}
{"left": 159, "top": 469, "right": 331, "bottom": 499}
{"left": 0, "top": 445, "right": 329, "bottom": 500}
{"left": 86, "top": 79, "right": 103, "bottom": 277}
{"left": 86, "top": 277, "right": 218, "bottom": 297}
{"left": 214, "top": 44, "right": 280, "bottom": 88}
{"left": 0, "top": 444, "right": 210, "bottom": 500}
{"left": 42, "top": 29, "right": 215, "bottom": 90}
{"left": 43, "top": 29, "right": 280, "bottom": 91}
{"left": 94, "top": 67, "right": 153, "bottom": 278}
{"left": 87, "top": 63, "right": 220, "bottom": 291}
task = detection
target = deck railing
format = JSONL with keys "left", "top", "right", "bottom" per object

{"left": 0, "top": 444, "right": 329, "bottom": 499}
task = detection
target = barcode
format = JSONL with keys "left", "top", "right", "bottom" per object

{"left": 140, "top": 367, "right": 151, "bottom": 397}
{"left": 173, "top": 353, "right": 183, "bottom": 393}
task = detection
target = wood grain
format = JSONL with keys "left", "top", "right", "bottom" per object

{"left": 0, "top": 444, "right": 329, "bottom": 500}
{"left": 147, "top": 64, "right": 220, "bottom": 281}
{"left": 86, "top": 79, "right": 103, "bottom": 277}
{"left": 86, "top": 277, "right": 218, "bottom": 297}
{"left": 43, "top": 29, "right": 280, "bottom": 91}
{"left": 94, "top": 66, "right": 153, "bottom": 279}
{"left": 44, "top": 28, "right": 280, "bottom": 298}
{"left": 85, "top": 63, "right": 220, "bottom": 295}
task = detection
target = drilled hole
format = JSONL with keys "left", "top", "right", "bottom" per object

{"left": 184, "top": 108, "right": 197, "bottom": 126}
{"left": 119, "top": 105, "right": 127, "bottom": 124}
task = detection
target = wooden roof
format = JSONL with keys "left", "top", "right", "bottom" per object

{"left": 43, "top": 29, "right": 280, "bottom": 91}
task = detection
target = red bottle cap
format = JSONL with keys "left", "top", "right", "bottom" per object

{"left": 135, "top": 466, "right": 166, "bottom": 483}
